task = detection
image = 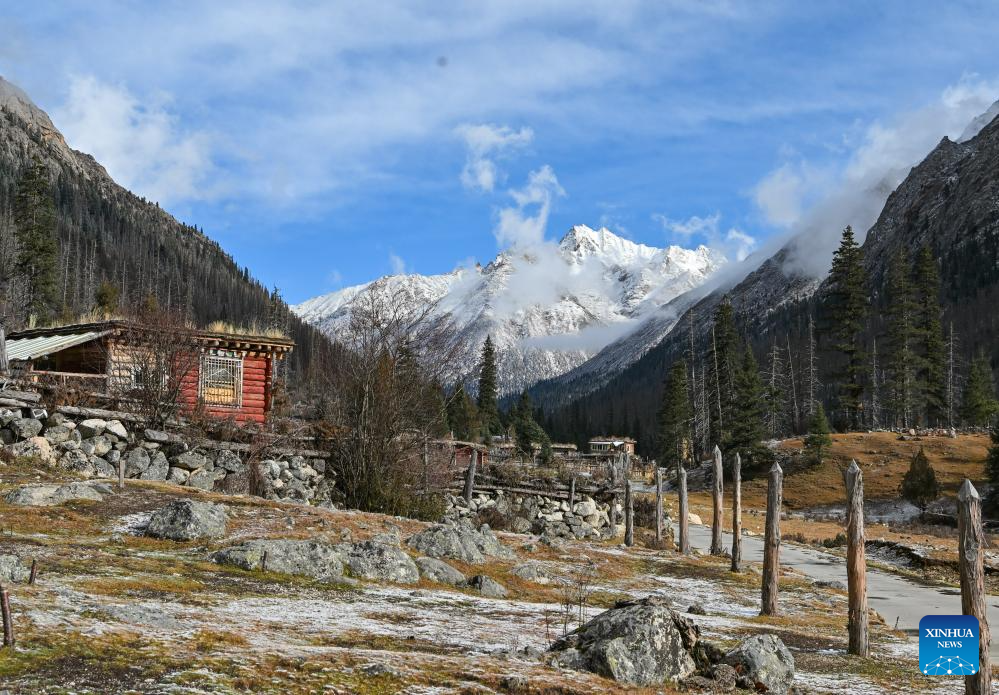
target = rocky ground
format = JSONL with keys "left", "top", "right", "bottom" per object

{"left": 0, "top": 454, "right": 969, "bottom": 694}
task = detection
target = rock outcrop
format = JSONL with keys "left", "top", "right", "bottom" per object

{"left": 4, "top": 481, "right": 108, "bottom": 506}
{"left": 407, "top": 521, "right": 514, "bottom": 564}
{"left": 145, "top": 499, "right": 227, "bottom": 541}
{"left": 213, "top": 539, "right": 344, "bottom": 581}
{"left": 722, "top": 634, "right": 795, "bottom": 695}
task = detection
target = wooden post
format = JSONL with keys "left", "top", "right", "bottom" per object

{"left": 655, "top": 467, "right": 664, "bottom": 543}
{"left": 568, "top": 477, "right": 576, "bottom": 511}
{"left": 0, "top": 326, "right": 8, "bottom": 375}
{"left": 463, "top": 449, "right": 478, "bottom": 504}
{"left": 118, "top": 456, "right": 125, "bottom": 490}
{"left": 958, "top": 479, "right": 992, "bottom": 695}
{"left": 731, "top": 453, "right": 742, "bottom": 572}
{"left": 711, "top": 445, "right": 724, "bottom": 555}
{"left": 624, "top": 479, "right": 634, "bottom": 546}
{"left": 844, "top": 460, "right": 869, "bottom": 657}
{"left": 760, "top": 462, "right": 783, "bottom": 616}
{"left": 1, "top": 584, "right": 13, "bottom": 647}
{"left": 261, "top": 551, "right": 268, "bottom": 573}
{"left": 677, "top": 464, "right": 690, "bottom": 555}
{"left": 28, "top": 558, "right": 37, "bottom": 586}
{"left": 609, "top": 491, "right": 618, "bottom": 530}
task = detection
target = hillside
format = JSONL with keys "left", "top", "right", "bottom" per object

{"left": 0, "top": 76, "right": 328, "bottom": 382}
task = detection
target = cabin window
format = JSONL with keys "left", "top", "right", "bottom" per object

{"left": 199, "top": 354, "right": 243, "bottom": 407}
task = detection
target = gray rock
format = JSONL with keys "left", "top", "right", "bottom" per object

{"left": 549, "top": 596, "right": 700, "bottom": 686}
{"left": 105, "top": 420, "right": 129, "bottom": 440}
{"left": 509, "top": 517, "right": 533, "bottom": 534}
{"left": 187, "top": 467, "right": 221, "bottom": 490}
{"left": 125, "top": 447, "right": 151, "bottom": 477}
{"left": 167, "top": 467, "right": 191, "bottom": 485}
{"left": 415, "top": 556, "right": 466, "bottom": 585}
{"left": 10, "top": 418, "right": 43, "bottom": 440}
{"left": 59, "top": 449, "right": 96, "bottom": 476}
{"left": 813, "top": 579, "right": 847, "bottom": 592}
{"left": 145, "top": 499, "right": 227, "bottom": 541}
{"left": 43, "top": 424, "right": 75, "bottom": 445}
{"left": 0, "top": 554, "right": 30, "bottom": 583}
{"left": 89, "top": 435, "right": 114, "bottom": 457}
{"left": 4, "top": 481, "right": 105, "bottom": 506}
{"left": 0, "top": 428, "right": 13, "bottom": 445}
{"left": 141, "top": 451, "right": 169, "bottom": 481}
{"left": 465, "top": 574, "right": 508, "bottom": 598}
{"left": 77, "top": 418, "right": 107, "bottom": 439}
{"left": 512, "top": 562, "right": 551, "bottom": 584}
{"left": 171, "top": 451, "right": 209, "bottom": 471}
{"left": 0, "top": 408, "right": 17, "bottom": 427}
{"left": 8, "top": 436, "right": 56, "bottom": 463}
{"left": 214, "top": 450, "right": 246, "bottom": 474}
{"left": 722, "top": 634, "right": 795, "bottom": 695}
{"left": 406, "top": 521, "right": 514, "bottom": 564}
{"left": 213, "top": 539, "right": 343, "bottom": 581}
{"left": 687, "top": 602, "right": 707, "bottom": 615}
{"left": 92, "top": 457, "right": 116, "bottom": 478}
{"left": 340, "top": 540, "right": 419, "bottom": 583}
{"left": 143, "top": 428, "right": 176, "bottom": 444}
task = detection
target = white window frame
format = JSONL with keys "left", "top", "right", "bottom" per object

{"left": 199, "top": 353, "right": 243, "bottom": 408}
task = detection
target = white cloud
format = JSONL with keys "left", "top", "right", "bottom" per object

{"left": 388, "top": 252, "right": 408, "bottom": 275}
{"left": 653, "top": 212, "right": 721, "bottom": 239}
{"left": 456, "top": 123, "right": 533, "bottom": 192}
{"left": 652, "top": 210, "right": 753, "bottom": 260}
{"left": 493, "top": 165, "right": 565, "bottom": 249}
{"left": 726, "top": 229, "right": 756, "bottom": 262}
{"left": 53, "top": 75, "right": 213, "bottom": 205}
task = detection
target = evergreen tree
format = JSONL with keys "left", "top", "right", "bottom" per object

{"left": 446, "top": 384, "right": 479, "bottom": 441}
{"left": 729, "top": 344, "right": 771, "bottom": 476}
{"left": 476, "top": 336, "right": 502, "bottom": 438}
{"left": 826, "top": 226, "right": 867, "bottom": 429}
{"left": 901, "top": 447, "right": 939, "bottom": 516}
{"left": 658, "top": 360, "right": 692, "bottom": 468}
{"left": 708, "top": 299, "right": 740, "bottom": 447}
{"left": 961, "top": 353, "right": 999, "bottom": 427}
{"left": 13, "top": 157, "right": 58, "bottom": 320}
{"left": 513, "top": 390, "right": 551, "bottom": 463}
{"left": 803, "top": 402, "right": 832, "bottom": 466}
{"left": 884, "top": 249, "right": 916, "bottom": 429}
{"left": 912, "top": 245, "right": 946, "bottom": 425}
{"left": 94, "top": 280, "right": 120, "bottom": 315}
{"left": 984, "top": 422, "right": 999, "bottom": 515}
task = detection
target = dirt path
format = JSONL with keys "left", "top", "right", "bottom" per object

{"left": 687, "top": 523, "right": 999, "bottom": 659}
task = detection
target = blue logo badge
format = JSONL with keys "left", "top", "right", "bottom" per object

{"left": 919, "top": 615, "right": 980, "bottom": 676}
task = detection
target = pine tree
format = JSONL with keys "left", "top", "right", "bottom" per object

{"left": 13, "top": 157, "right": 59, "bottom": 320}
{"left": 826, "top": 226, "right": 867, "bottom": 429}
{"left": 513, "top": 390, "right": 551, "bottom": 462}
{"left": 658, "top": 360, "right": 692, "bottom": 468}
{"left": 884, "top": 249, "right": 916, "bottom": 429}
{"left": 476, "top": 336, "right": 502, "bottom": 438}
{"left": 94, "top": 280, "right": 120, "bottom": 315}
{"left": 708, "top": 299, "right": 740, "bottom": 447}
{"left": 901, "top": 447, "right": 939, "bottom": 516}
{"left": 912, "top": 245, "right": 946, "bottom": 425}
{"left": 961, "top": 353, "right": 999, "bottom": 427}
{"left": 764, "top": 339, "right": 787, "bottom": 439}
{"left": 729, "top": 344, "right": 771, "bottom": 476}
{"left": 446, "top": 384, "right": 479, "bottom": 441}
{"left": 803, "top": 403, "right": 832, "bottom": 466}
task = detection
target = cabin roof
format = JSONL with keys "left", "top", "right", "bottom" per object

{"left": 4, "top": 329, "right": 110, "bottom": 361}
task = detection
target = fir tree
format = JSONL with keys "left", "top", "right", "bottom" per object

{"left": 729, "top": 344, "right": 771, "bottom": 476}
{"left": 476, "top": 336, "right": 502, "bottom": 438}
{"left": 708, "top": 299, "right": 740, "bottom": 447}
{"left": 912, "top": 245, "right": 946, "bottom": 425}
{"left": 803, "top": 402, "right": 832, "bottom": 466}
{"left": 826, "top": 226, "right": 867, "bottom": 429}
{"left": 884, "top": 249, "right": 916, "bottom": 429}
{"left": 513, "top": 390, "right": 551, "bottom": 463}
{"left": 94, "top": 280, "right": 120, "bottom": 315}
{"left": 658, "top": 360, "right": 692, "bottom": 468}
{"left": 961, "top": 353, "right": 999, "bottom": 427}
{"left": 446, "top": 384, "right": 479, "bottom": 441}
{"left": 901, "top": 447, "right": 939, "bottom": 516}
{"left": 13, "top": 157, "right": 58, "bottom": 320}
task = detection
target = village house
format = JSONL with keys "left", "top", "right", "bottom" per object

{"left": 0, "top": 321, "right": 293, "bottom": 424}
{"left": 588, "top": 436, "right": 637, "bottom": 456}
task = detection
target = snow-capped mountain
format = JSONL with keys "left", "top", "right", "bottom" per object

{"left": 293, "top": 225, "right": 725, "bottom": 394}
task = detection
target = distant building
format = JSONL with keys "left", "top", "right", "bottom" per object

{"left": 588, "top": 436, "right": 637, "bottom": 456}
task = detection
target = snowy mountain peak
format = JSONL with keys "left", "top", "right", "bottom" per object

{"left": 293, "top": 226, "right": 726, "bottom": 394}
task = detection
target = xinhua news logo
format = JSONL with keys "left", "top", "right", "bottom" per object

{"left": 919, "top": 615, "right": 980, "bottom": 676}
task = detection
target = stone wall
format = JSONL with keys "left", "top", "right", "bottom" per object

{"left": 0, "top": 406, "right": 332, "bottom": 507}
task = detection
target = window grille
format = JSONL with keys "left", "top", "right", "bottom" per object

{"left": 199, "top": 354, "right": 243, "bottom": 407}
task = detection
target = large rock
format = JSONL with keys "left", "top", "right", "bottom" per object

{"left": 105, "top": 420, "right": 129, "bottom": 440}
{"left": 125, "top": 447, "right": 151, "bottom": 477}
{"left": 213, "top": 539, "right": 343, "bottom": 581}
{"left": 722, "top": 634, "right": 795, "bottom": 695}
{"left": 171, "top": 451, "right": 210, "bottom": 471}
{"left": 77, "top": 418, "right": 107, "bottom": 439}
{"left": 59, "top": 449, "right": 96, "bottom": 476}
{"left": 465, "top": 574, "right": 508, "bottom": 598}
{"left": 145, "top": 499, "right": 227, "bottom": 541}
{"left": 415, "top": 557, "right": 466, "bottom": 585}
{"left": 550, "top": 596, "right": 700, "bottom": 686}
{"left": 4, "top": 481, "right": 107, "bottom": 506}
{"left": 0, "top": 554, "right": 30, "bottom": 583}
{"left": 8, "top": 436, "right": 55, "bottom": 463}
{"left": 187, "top": 467, "right": 222, "bottom": 490}
{"left": 340, "top": 539, "right": 419, "bottom": 584}
{"left": 214, "top": 450, "right": 247, "bottom": 474}
{"left": 406, "top": 522, "right": 514, "bottom": 564}
{"left": 10, "top": 418, "right": 43, "bottom": 440}
{"left": 43, "top": 423, "right": 75, "bottom": 445}
{"left": 512, "top": 561, "right": 551, "bottom": 584}
{"left": 573, "top": 497, "right": 598, "bottom": 517}
{"left": 141, "top": 451, "right": 169, "bottom": 481}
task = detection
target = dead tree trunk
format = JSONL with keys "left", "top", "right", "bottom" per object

{"left": 677, "top": 463, "right": 690, "bottom": 555}
{"left": 655, "top": 467, "right": 664, "bottom": 543}
{"left": 958, "top": 479, "right": 992, "bottom": 695}
{"left": 1, "top": 584, "right": 13, "bottom": 647}
{"left": 568, "top": 477, "right": 576, "bottom": 510}
{"left": 844, "top": 460, "right": 869, "bottom": 657}
{"left": 463, "top": 450, "right": 478, "bottom": 504}
{"left": 731, "top": 453, "right": 742, "bottom": 572}
{"left": 761, "top": 462, "right": 783, "bottom": 616}
{"left": 711, "top": 445, "right": 724, "bottom": 555}
{"left": 624, "top": 479, "right": 634, "bottom": 547}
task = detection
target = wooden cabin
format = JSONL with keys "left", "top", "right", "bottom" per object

{"left": 1, "top": 321, "right": 293, "bottom": 424}
{"left": 588, "top": 436, "right": 637, "bottom": 456}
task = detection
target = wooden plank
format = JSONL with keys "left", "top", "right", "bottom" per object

{"left": 958, "top": 479, "right": 992, "bottom": 695}
{"left": 0, "top": 388, "right": 41, "bottom": 403}
{"left": 844, "top": 460, "right": 869, "bottom": 657}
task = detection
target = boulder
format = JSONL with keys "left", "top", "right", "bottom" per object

{"left": 143, "top": 429, "right": 178, "bottom": 444}
{"left": 549, "top": 596, "right": 700, "bottom": 686}
{"left": 105, "top": 420, "right": 129, "bottom": 440}
{"left": 43, "top": 424, "right": 75, "bottom": 445}
{"left": 140, "top": 451, "right": 169, "bottom": 481}
{"left": 406, "top": 522, "right": 514, "bottom": 564}
{"left": 722, "top": 634, "right": 794, "bottom": 695}
{"left": 10, "top": 418, "right": 43, "bottom": 440}
{"left": 145, "top": 499, "right": 227, "bottom": 541}
{"left": 213, "top": 539, "right": 343, "bottom": 581}
{"left": 512, "top": 562, "right": 552, "bottom": 584}
{"left": 573, "top": 498, "right": 598, "bottom": 517}
{"left": 509, "top": 517, "right": 533, "bottom": 534}
{"left": 8, "top": 436, "right": 56, "bottom": 463}
{"left": 415, "top": 557, "right": 466, "bottom": 585}
{"left": 214, "top": 450, "right": 247, "bottom": 474}
{"left": 339, "top": 540, "right": 419, "bottom": 583}
{"left": 187, "top": 468, "right": 221, "bottom": 490}
{"left": 125, "top": 447, "right": 152, "bottom": 477}
{"left": 89, "top": 435, "right": 114, "bottom": 457}
{"left": 171, "top": 451, "right": 210, "bottom": 471}
{"left": 465, "top": 574, "right": 508, "bottom": 598}
{"left": 167, "top": 467, "right": 191, "bottom": 485}
{"left": 59, "top": 449, "right": 96, "bottom": 476}
{"left": 4, "top": 481, "right": 107, "bottom": 506}
{"left": 0, "top": 554, "right": 30, "bottom": 583}
{"left": 77, "top": 418, "right": 107, "bottom": 439}
{"left": 688, "top": 513, "right": 703, "bottom": 526}
{"left": 92, "top": 457, "right": 116, "bottom": 478}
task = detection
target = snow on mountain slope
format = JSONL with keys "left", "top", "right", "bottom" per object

{"left": 293, "top": 225, "right": 725, "bottom": 394}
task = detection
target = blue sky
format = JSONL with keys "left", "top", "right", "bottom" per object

{"left": 3, "top": 2, "right": 999, "bottom": 302}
